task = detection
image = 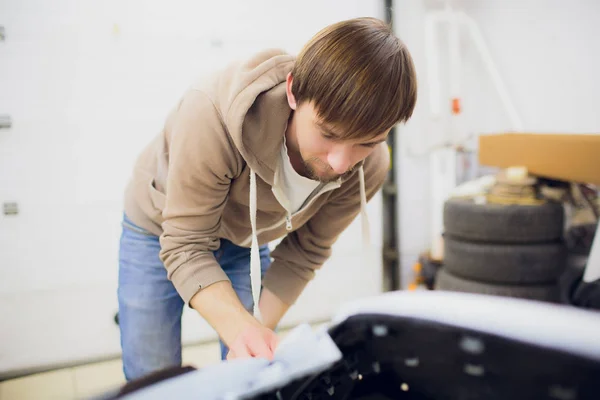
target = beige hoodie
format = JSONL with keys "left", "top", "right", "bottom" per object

{"left": 123, "top": 49, "right": 390, "bottom": 309}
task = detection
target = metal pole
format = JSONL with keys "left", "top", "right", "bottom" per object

{"left": 382, "top": 0, "right": 401, "bottom": 291}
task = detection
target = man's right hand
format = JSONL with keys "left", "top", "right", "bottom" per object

{"left": 226, "top": 323, "right": 279, "bottom": 360}
{"left": 189, "top": 281, "right": 278, "bottom": 360}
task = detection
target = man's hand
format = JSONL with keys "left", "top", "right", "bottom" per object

{"left": 189, "top": 281, "right": 279, "bottom": 360}
{"left": 226, "top": 323, "right": 279, "bottom": 360}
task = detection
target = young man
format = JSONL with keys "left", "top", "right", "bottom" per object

{"left": 118, "top": 17, "right": 417, "bottom": 381}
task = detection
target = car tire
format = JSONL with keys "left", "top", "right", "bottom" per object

{"left": 435, "top": 269, "right": 560, "bottom": 303}
{"left": 444, "top": 198, "right": 564, "bottom": 243}
{"left": 443, "top": 236, "right": 567, "bottom": 284}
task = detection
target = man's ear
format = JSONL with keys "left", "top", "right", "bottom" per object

{"left": 285, "top": 72, "right": 297, "bottom": 110}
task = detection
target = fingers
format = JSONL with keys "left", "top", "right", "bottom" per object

{"left": 227, "top": 346, "right": 250, "bottom": 360}
{"left": 248, "top": 336, "right": 275, "bottom": 360}
{"left": 226, "top": 326, "right": 279, "bottom": 361}
{"left": 268, "top": 331, "right": 280, "bottom": 353}
{"left": 227, "top": 343, "right": 272, "bottom": 360}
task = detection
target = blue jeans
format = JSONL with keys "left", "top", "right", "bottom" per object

{"left": 117, "top": 214, "right": 271, "bottom": 381}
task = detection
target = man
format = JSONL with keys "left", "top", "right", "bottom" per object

{"left": 118, "top": 17, "right": 417, "bottom": 381}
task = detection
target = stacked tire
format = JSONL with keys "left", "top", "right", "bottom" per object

{"left": 435, "top": 197, "right": 567, "bottom": 303}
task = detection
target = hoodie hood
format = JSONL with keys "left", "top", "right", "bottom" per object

{"left": 213, "top": 49, "right": 295, "bottom": 186}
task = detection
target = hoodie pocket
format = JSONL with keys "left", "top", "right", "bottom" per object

{"left": 148, "top": 179, "right": 166, "bottom": 212}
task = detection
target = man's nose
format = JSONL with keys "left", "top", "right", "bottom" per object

{"left": 327, "top": 145, "right": 353, "bottom": 174}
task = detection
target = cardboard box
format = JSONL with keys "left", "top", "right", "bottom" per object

{"left": 478, "top": 133, "right": 600, "bottom": 185}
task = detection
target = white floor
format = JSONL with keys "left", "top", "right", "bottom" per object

{"left": 0, "top": 323, "right": 329, "bottom": 400}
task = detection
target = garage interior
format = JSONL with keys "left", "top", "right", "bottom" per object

{"left": 1, "top": 0, "right": 599, "bottom": 399}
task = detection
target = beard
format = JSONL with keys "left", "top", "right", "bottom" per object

{"left": 303, "top": 157, "right": 354, "bottom": 183}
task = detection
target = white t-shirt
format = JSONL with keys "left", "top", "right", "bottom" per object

{"left": 278, "top": 138, "right": 321, "bottom": 213}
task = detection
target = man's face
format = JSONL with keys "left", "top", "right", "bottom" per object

{"left": 285, "top": 101, "right": 388, "bottom": 183}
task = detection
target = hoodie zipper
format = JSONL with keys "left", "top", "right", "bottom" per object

{"left": 241, "top": 181, "right": 339, "bottom": 247}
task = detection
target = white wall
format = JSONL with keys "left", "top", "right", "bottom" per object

{"left": 393, "top": 0, "right": 600, "bottom": 287}
{"left": 0, "top": 0, "right": 385, "bottom": 377}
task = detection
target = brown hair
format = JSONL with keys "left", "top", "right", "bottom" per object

{"left": 291, "top": 17, "right": 417, "bottom": 140}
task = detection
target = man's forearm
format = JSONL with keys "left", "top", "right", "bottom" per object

{"left": 259, "top": 288, "right": 290, "bottom": 330}
{"left": 190, "top": 281, "right": 260, "bottom": 346}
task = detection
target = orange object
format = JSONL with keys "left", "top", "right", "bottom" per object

{"left": 451, "top": 98, "right": 461, "bottom": 115}
{"left": 413, "top": 262, "right": 422, "bottom": 273}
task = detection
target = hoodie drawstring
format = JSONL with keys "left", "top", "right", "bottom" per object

{"left": 249, "top": 170, "right": 263, "bottom": 322}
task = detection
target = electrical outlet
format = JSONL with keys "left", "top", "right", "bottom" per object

{"left": 3, "top": 202, "right": 18, "bottom": 216}
{"left": 0, "top": 115, "right": 12, "bottom": 129}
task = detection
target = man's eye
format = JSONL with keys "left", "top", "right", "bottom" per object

{"left": 361, "top": 142, "right": 378, "bottom": 148}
